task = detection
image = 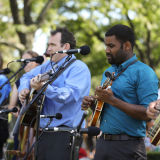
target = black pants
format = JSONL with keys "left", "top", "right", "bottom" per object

{"left": 0, "top": 120, "right": 9, "bottom": 159}
{"left": 94, "top": 137, "right": 147, "bottom": 160}
{"left": 37, "top": 131, "right": 74, "bottom": 160}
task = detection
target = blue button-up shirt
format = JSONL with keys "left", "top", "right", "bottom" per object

{"left": 0, "top": 75, "right": 11, "bottom": 105}
{"left": 18, "top": 55, "right": 91, "bottom": 128}
{"left": 100, "top": 54, "right": 159, "bottom": 137}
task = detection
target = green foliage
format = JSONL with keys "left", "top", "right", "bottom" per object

{"left": 147, "top": 151, "right": 160, "bottom": 160}
{"left": 1, "top": 0, "right": 160, "bottom": 90}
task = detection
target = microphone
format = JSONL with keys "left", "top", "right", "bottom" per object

{"left": 0, "top": 107, "right": 18, "bottom": 114}
{"left": 40, "top": 113, "right": 62, "bottom": 119}
{"left": 55, "top": 45, "right": 90, "bottom": 55}
{"left": 13, "top": 56, "right": 44, "bottom": 64}
{"left": 0, "top": 68, "right": 11, "bottom": 74}
{"left": 80, "top": 126, "right": 100, "bottom": 136}
{"left": 46, "top": 126, "right": 100, "bottom": 136}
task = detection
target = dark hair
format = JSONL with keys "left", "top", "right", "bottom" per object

{"left": 105, "top": 24, "right": 135, "bottom": 49}
{"left": 0, "top": 52, "right": 3, "bottom": 71}
{"left": 23, "top": 50, "right": 39, "bottom": 58}
{"left": 50, "top": 27, "right": 76, "bottom": 49}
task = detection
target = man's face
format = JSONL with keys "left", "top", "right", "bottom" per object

{"left": 104, "top": 35, "right": 127, "bottom": 65}
{"left": 47, "top": 32, "right": 67, "bottom": 63}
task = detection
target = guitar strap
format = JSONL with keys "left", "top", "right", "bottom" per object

{"left": 112, "top": 60, "right": 137, "bottom": 81}
{"left": 49, "top": 58, "right": 76, "bottom": 84}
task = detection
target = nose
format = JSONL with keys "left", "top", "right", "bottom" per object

{"left": 105, "top": 47, "right": 110, "bottom": 53}
{"left": 47, "top": 45, "right": 52, "bottom": 51}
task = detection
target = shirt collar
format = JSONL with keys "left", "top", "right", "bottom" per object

{"left": 53, "top": 55, "right": 76, "bottom": 66}
{"left": 112, "top": 54, "right": 137, "bottom": 71}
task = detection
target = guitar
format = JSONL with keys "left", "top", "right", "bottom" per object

{"left": 12, "top": 69, "right": 52, "bottom": 135}
{"left": 91, "top": 71, "right": 114, "bottom": 127}
{"left": 20, "top": 69, "right": 53, "bottom": 127}
{"left": 147, "top": 114, "right": 160, "bottom": 146}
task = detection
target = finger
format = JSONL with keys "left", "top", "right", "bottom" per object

{"left": 155, "top": 105, "right": 160, "bottom": 111}
{"left": 83, "top": 96, "right": 93, "bottom": 103}
{"left": 81, "top": 102, "right": 90, "bottom": 108}
{"left": 147, "top": 109, "right": 158, "bottom": 120}
{"left": 22, "top": 90, "right": 30, "bottom": 96}
{"left": 95, "top": 86, "right": 101, "bottom": 89}
{"left": 19, "top": 94, "right": 26, "bottom": 100}
{"left": 82, "top": 99, "right": 90, "bottom": 105}
{"left": 30, "top": 78, "right": 35, "bottom": 85}
{"left": 95, "top": 86, "right": 103, "bottom": 93}
{"left": 90, "top": 96, "right": 94, "bottom": 101}
{"left": 81, "top": 105, "right": 89, "bottom": 110}
{"left": 37, "top": 74, "right": 41, "bottom": 82}
{"left": 20, "top": 100, "right": 24, "bottom": 105}
{"left": 93, "top": 94, "right": 99, "bottom": 99}
{"left": 81, "top": 107, "right": 88, "bottom": 110}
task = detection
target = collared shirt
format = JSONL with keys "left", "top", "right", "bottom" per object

{"left": 100, "top": 54, "right": 159, "bottom": 137}
{"left": 18, "top": 55, "right": 91, "bottom": 128}
{"left": 0, "top": 75, "right": 11, "bottom": 105}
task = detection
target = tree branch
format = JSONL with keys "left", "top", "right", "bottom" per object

{"left": 24, "top": 0, "right": 33, "bottom": 25}
{"left": 36, "top": 0, "right": 55, "bottom": 28}
{"left": 94, "top": 32, "right": 104, "bottom": 42}
{"left": 9, "top": 0, "right": 21, "bottom": 24}
{"left": 0, "top": 40, "right": 25, "bottom": 52}
{"left": 126, "top": 14, "right": 146, "bottom": 63}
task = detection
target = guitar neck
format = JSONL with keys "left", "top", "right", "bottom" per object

{"left": 148, "top": 114, "right": 160, "bottom": 139}
{"left": 11, "top": 100, "right": 26, "bottom": 136}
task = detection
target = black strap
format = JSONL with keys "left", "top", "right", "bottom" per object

{"left": 49, "top": 58, "right": 76, "bottom": 84}
{"left": 112, "top": 60, "right": 137, "bottom": 81}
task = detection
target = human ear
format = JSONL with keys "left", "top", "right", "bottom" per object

{"left": 63, "top": 43, "right": 70, "bottom": 50}
{"left": 124, "top": 41, "right": 131, "bottom": 51}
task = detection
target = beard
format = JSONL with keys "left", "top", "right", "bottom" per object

{"left": 106, "top": 53, "right": 116, "bottom": 64}
{"left": 106, "top": 49, "right": 126, "bottom": 65}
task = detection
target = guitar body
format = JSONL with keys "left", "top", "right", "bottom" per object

{"left": 150, "top": 127, "right": 160, "bottom": 146}
{"left": 91, "top": 71, "right": 114, "bottom": 127}
{"left": 147, "top": 115, "right": 160, "bottom": 146}
{"left": 20, "top": 92, "right": 45, "bottom": 127}
{"left": 20, "top": 69, "right": 52, "bottom": 127}
{"left": 91, "top": 100, "right": 104, "bottom": 126}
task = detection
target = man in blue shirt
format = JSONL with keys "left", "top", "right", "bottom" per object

{"left": 18, "top": 27, "right": 91, "bottom": 160}
{"left": 81, "top": 24, "right": 158, "bottom": 160}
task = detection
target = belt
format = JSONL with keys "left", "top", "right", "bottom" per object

{"left": 101, "top": 133, "right": 144, "bottom": 141}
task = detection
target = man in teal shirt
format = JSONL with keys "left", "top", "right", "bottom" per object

{"left": 81, "top": 24, "right": 158, "bottom": 160}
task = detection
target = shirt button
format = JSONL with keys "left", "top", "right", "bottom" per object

{"left": 105, "top": 120, "right": 106, "bottom": 122}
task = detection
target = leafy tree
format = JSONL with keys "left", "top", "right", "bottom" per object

{"left": 0, "top": 0, "right": 57, "bottom": 56}
{"left": 1, "top": 0, "right": 160, "bottom": 92}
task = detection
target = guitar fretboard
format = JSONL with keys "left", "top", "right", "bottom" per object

{"left": 147, "top": 114, "right": 160, "bottom": 139}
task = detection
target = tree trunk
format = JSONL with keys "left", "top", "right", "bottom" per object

{"left": 17, "top": 31, "right": 35, "bottom": 57}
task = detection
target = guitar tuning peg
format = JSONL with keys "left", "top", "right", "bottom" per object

{"left": 105, "top": 71, "right": 112, "bottom": 78}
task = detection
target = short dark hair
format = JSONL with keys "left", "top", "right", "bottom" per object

{"left": 105, "top": 24, "right": 135, "bottom": 49}
{"left": 23, "top": 50, "right": 39, "bottom": 58}
{"left": 50, "top": 27, "right": 76, "bottom": 49}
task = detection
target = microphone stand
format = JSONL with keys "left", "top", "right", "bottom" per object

{"left": 72, "top": 111, "right": 88, "bottom": 160}
{"left": 0, "top": 117, "right": 7, "bottom": 121}
{"left": 21, "top": 55, "right": 72, "bottom": 160}
{"left": 0, "top": 63, "right": 28, "bottom": 90}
